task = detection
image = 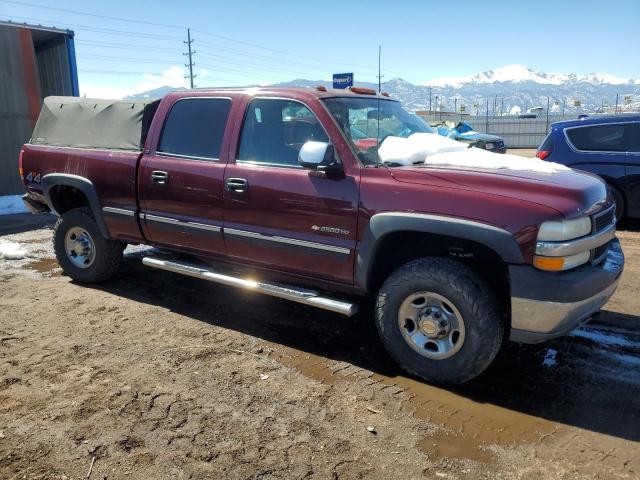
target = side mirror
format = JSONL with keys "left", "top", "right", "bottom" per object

{"left": 298, "top": 141, "right": 334, "bottom": 170}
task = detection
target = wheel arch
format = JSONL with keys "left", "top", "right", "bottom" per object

{"left": 41, "top": 174, "right": 110, "bottom": 238}
{"left": 356, "top": 212, "right": 523, "bottom": 294}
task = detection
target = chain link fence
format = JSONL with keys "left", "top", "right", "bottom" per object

{"left": 417, "top": 114, "right": 583, "bottom": 148}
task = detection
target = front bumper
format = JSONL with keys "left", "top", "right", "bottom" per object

{"left": 509, "top": 239, "right": 624, "bottom": 343}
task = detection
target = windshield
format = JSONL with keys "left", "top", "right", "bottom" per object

{"left": 322, "top": 97, "right": 434, "bottom": 165}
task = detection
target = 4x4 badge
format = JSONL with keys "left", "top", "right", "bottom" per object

{"left": 312, "top": 225, "right": 350, "bottom": 235}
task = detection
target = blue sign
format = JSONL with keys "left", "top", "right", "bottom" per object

{"left": 333, "top": 73, "right": 353, "bottom": 89}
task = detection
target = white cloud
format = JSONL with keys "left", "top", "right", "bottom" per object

{"left": 80, "top": 66, "right": 188, "bottom": 99}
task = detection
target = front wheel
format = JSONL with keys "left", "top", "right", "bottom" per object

{"left": 53, "top": 207, "right": 123, "bottom": 283}
{"left": 375, "top": 258, "right": 504, "bottom": 384}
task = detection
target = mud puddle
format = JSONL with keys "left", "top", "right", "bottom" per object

{"left": 278, "top": 345, "right": 557, "bottom": 463}
{"left": 24, "top": 257, "right": 61, "bottom": 276}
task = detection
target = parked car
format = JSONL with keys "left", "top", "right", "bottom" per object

{"left": 537, "top": 114, "right": 640, "bottom": 220}
{"left": 20, "top": 88, "right": 623, "bottom": 384}
{"left": 429, "top": 120, "right": 507, "bottom": 153}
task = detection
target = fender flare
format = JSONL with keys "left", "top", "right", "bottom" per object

{"left": 356, "top": 212, "right": 524, "bottom": 291}
{"left": 41, "top": 173, "right": 110, "bottom": 238}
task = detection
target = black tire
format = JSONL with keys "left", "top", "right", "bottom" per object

{"left": 609, "top": 185, "right": 625, "bottom": 222}
{"left": 53, "top": 207, "right": 123, "bottom": 283}
{"left": 375, "top": 258, "right": 504, "bottom": 384}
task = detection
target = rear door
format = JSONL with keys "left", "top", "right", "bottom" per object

{"left": 222, "top": 97, "right": 359, "bottom": 285}
{"left": 138, "top": 97, "right": 232, "bottom": 256}
{"left": 624, "top": 122, "right": 640, "bottom": 217}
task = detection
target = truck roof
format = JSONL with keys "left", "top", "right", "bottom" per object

{"left": 162, "top": 86, "right": 398, "bottom": 102}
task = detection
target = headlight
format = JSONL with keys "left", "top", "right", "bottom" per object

{"left": 533, "top": 251, "right": 591, "bottom": 271}
{"left": 537, "top": 217, "right": 591, "bottom": 242}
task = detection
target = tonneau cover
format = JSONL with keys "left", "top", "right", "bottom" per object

{"left": 30, "top": 96, "right": 160, "bottom": 151}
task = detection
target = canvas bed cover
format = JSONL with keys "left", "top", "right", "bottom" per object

{"left": 30, "top": 96, "right": 160, "bottom": 151}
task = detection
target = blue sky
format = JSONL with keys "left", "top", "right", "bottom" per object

{"left": 2, "top": 0, "right": 639, "bottom": 97}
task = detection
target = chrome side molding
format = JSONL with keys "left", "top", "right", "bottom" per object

{"left": 142, "top": 256, "right": 358, "bottom": 317}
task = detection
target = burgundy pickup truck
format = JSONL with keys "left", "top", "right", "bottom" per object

{"left": 19, "top": 87, "right": 624, "bottom": 384}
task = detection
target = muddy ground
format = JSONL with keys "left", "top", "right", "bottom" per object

{"left": 0, "top": 213, "right": 639, "bottom": 480}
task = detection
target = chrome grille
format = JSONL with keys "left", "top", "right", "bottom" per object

{"left": 592, "top": 205, "right": 615, "bottom": 234}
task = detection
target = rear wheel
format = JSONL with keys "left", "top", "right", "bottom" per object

{"left": 375, "top": 258, "right": 504, "bottom": 384}
{"left": 53, "top": 207, "right": 123, "bottom": 283}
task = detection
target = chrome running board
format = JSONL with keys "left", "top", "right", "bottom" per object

{"left": 142, "top": 256, "right": 358, "bottom": 317}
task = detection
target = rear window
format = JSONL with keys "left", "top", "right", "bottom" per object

{"left": 566, "top": 123, "right": 626, "bottom": 152}
{"left": 158, "top": 98, "right": 231, "bottom": 159}
{"left": 539, "top": 133, "right": 554, "bottom": 152}
{"left": 626, "top": 123, "right": 640, "bottom": 152}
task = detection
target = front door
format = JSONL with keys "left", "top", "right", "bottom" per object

{"left": 138, "top": 97, "right": 233, "bottom": 256}
{"left": 222, "top": 97, "right": 359, "bottom": 285}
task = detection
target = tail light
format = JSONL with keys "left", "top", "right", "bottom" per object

{"left": 536, "top": 150, "right": 550, "bottom": 160}
{"left": 18, "top": 149, "right": 24, "bottom": 177}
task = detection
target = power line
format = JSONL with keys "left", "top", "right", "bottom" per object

{"left": 77, "top": 54, "right": 180, "bottom": 64}
{"left": 76, "top": 40, "right": 173, "bottom": 52}
{"left": 0, "top": 0, "right": 184, "bottom": 29}
{"left": 1, "top": 15, "right": 183, "bottom": 40}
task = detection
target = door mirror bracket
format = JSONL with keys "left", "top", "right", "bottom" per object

{"left": 299, "top": 141, "right": 343, "bottom": 178}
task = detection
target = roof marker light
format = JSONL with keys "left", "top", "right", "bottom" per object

{"left": 381, "top": 92, "right": 390, "bottom": 97}
{"left": 349, "top": 87, "right": 376, "bottom": 95}
{"left": 316, "top": 85, "right": 327, "bottom": 92}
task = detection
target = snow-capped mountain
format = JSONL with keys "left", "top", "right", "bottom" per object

{"left": 128, "top": 65, "right": 639, "bottom": 115}
{"left": 425, "top": 64, "right": 638, "bottom": 88}
{"left": 273, "top": 66, "right": 639, "bottom": 114}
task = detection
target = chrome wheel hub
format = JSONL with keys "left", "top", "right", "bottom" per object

{"left": 64, "top": 227, "right": 96, "bottom": 269}
{"left": 398, "top": 292, "right": 466, "bottom": 360}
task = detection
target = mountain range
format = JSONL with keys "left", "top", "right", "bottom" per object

{"left": 128, "top": 64, "right": 640, "bottom": 115}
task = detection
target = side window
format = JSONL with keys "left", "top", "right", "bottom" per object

{"left": 158, "top": 98, "right": 231, "bottom": 159}
{"left": 238, "top": 99, "right": 329, "bottom": 167}
{"left": 566, "top": 123, "right": 626, "bottom": 152}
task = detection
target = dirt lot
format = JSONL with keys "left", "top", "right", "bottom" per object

{"left": 1, "top": 214, "right": 639, "bottom": 479}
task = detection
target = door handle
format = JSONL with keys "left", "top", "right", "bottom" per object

{"left": 151, "top": 171, "right": 169, "bottom": 185}
{"left": 226, "top": 177, "right": 248, "bottom": 193}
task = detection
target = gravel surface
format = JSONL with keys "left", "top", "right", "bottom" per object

{"left": 1, "top": 213, "right": 639, "bottom": 479}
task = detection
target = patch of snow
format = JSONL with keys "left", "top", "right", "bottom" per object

{"left": 426, "top": 147, "right": 570, "bottom": 174}
{"left": 571, "top": 328, "right": 639, "bottom": 348}
{"left": 542, "top": 348, "right": 557, "bottom": 367}
{"left": 605, "top": 351, "right": 640, "bottom": 367}
{"left": 378, "top": 132, "right": 570, "bottom": 173}
{"left": 458, "top": 131, "right": 480, "bottom": 137}
{"left": 0, "top": 195, "right": 28, "bottom": 215}
{"left": 378, "top": 133, "right": 467, "bottom": 166}
{"left": 0, "top": 241, "right": 27, "bottom": 260}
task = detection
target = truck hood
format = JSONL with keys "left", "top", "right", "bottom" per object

{"left": 390, "top": 165, "right": 609, "bottom": 218}
{"left": 457, "top": 132, "right": 502, "bottom": 142}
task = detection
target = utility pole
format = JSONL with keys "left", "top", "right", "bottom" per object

{"left": 614, "top": 93, "right": 619, "bottom": 114}
{"left": 546, "top": 96, "right": 550, "bottom": 132}
{"left": 428, "top": 86, "right": 432, "bottom": 114}
{"left": 501, "top": 97, "right": 504, "bottom": 116}
{"left": 562, "top": 98, "right": 566, "bottom": 116}
{"left": 377, "top": 45, "right": 384, "bottom": 93}
{"left": 183, "top": 28, "right": 196, "bottom": 89}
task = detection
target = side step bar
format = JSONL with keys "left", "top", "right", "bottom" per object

{"left": 142, "top": 256, "right": 358, "bottom": 317}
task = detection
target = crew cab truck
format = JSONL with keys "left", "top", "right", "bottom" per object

{"left": 19, "top": 88, "right": 624, "bottom": 384}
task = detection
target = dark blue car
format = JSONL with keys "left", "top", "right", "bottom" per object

{"left": 537, "top": 115, "right": 640, "bottom": 220}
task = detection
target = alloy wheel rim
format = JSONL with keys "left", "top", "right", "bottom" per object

{"left": 397, "top": 291, "right": 466, "bottom": 360}
{"left": 64, "top": 227, "right": 96, "bottom": 269}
